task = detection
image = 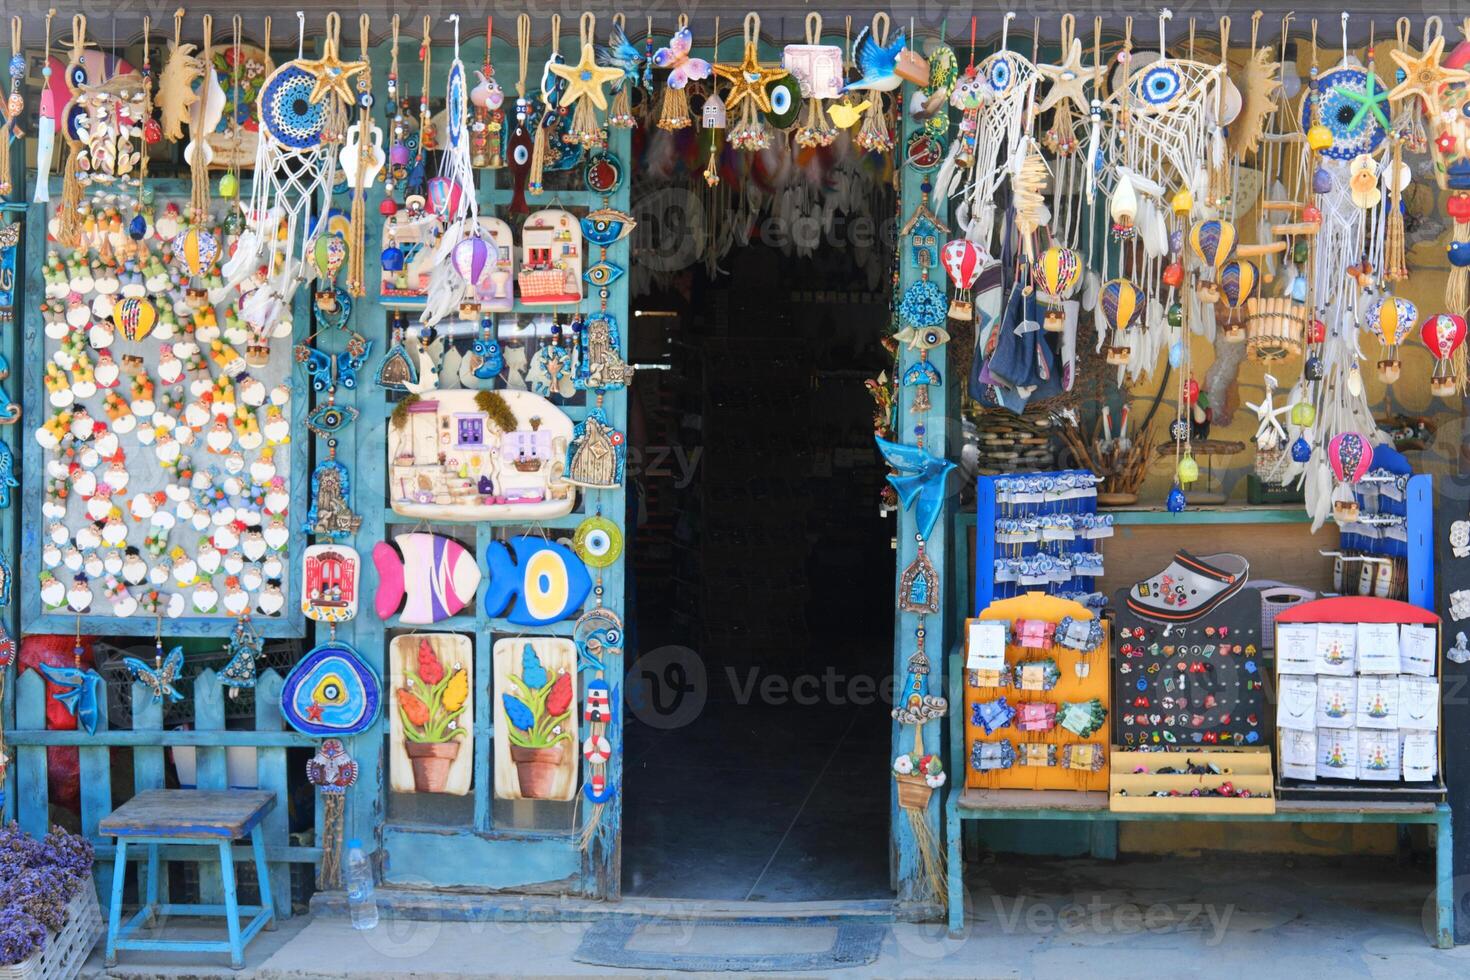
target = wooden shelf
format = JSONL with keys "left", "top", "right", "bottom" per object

{"left": 1102, "top": 506, "right": 1311, "bottom": 525}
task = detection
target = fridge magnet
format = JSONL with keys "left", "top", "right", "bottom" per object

{"left": 306, "top": 738, "right": 357, "bottom": 888}
{"left": 301, "top": 544, "right": 360, "bottom": 623}
{"left": 518, "top": 209, "right": 583, "bottom": 305}
{"left": 372, "top": 532, "right": 482, "bottom": 625}
{"left": 280, "top": 641, "right": 382, "bottom": 737}
{"left": 484, "top": 535, "right": 593, "bottom": 626}
{"left": 389, "top": 634, "right": 472, "bottom": 796}
{"left": 494, "top": 637, "right": 578, "bottom": 801}
{"left": 387, "top": 388, "right": 576, "bottom": 521}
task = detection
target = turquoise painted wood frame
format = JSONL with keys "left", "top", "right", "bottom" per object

{"left": 0, "top": 20, "right": 951, "bottom": 911}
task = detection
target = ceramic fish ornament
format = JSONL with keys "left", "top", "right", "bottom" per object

{"left": 483, "top": 537, "right": 593, "bottom": 626}
{"left": 372, "top": 532, "right": 482, "bottom": 625}
{"left": 508, "top": 99, "right": 533, "bottom": 214}
{"left": 844, "top": 25, "right": 907, "bottom": 92}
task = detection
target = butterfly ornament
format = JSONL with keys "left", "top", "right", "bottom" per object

{"left": 124, "top": 642, "right": 186, "bottom": 704}
{"left": 652, "top": 19, "right": 711, "bottom": 131}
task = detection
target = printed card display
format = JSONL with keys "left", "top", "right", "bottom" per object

{"left": 1314, "top": 676, "right": 1355, "bottom": 729}
{"left": 1277, "top": 676, "right": 1317, "bottom": 732}
{"left": 1355, "top": 622, "right": 1401, "bottom": 674}
{"left": 1402, "top": 731, "right": 1438, "bottom": 782}
{"left": 1276, "top": 623, "right": 1318, "bottom": 674}
{"left": 1316, "top": 727, "right": 1357, "bottom": 778}
{"left": 1398, "top": 676, "right": 1440, "bottom": 731}
{"left": 1313, "top": 624, "right": 1357, "bottom": 676}
{"left": 1281, "top": 729, "right": 1317, "bottom": 781}
{"left": 1354, "top": 676, "right": 1398, "bottom": 730}
{"left": 966, "top": 620, "right": 1008, "bottom": 672}
{"left": 1399, "top": 624, "right": 1437, "bottom": 677}
{"left": 1355, "top": 729, "right": 1401, "bottom": 781}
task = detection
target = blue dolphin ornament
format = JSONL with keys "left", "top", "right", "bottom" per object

{"left": 875, "top": 436, "right": 955, "bottom": 541}
{"left": 34, "top": 663, "right": 105, "bottom": 735}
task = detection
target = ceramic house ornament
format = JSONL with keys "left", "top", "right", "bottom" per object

{"left": 387, "top": 388, "right": 576, "bottom": 521}
{"left": 493, "top": 637, "right": 578, "bottom": 801}
{"left": 301, "top": 544, "right": 360, "bottom": 623}
{"left": 518, "top": 209, "right": 583, "bottom": 305}
{"left": 390, "top": 633, "right": 473, "bottom": 796}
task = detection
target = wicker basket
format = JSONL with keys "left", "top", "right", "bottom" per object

{"left": 0, "top": 886, "right": 104, "bottom": 980}
{"left": 1245, "top": 297, "right": 1307, "bottom": 361}
{"left": 1252, "top": 579, "right": 1317, "bottom": 649}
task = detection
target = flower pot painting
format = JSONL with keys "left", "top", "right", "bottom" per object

{"left": 493, "top": 637, "right": 578, "bottom": 801}
{"left": 388, "top": 633, "right": 473, "bottom": 796}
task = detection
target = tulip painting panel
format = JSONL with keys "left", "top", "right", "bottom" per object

{"left": 389, "top": 633, "right": 474, "bottom": 796}
{"left": 493, "top": 637, "right": 578, "bottom": 801}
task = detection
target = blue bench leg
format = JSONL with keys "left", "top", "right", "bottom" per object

{"left": 946, "top": 794, "right": 964, "bottom": 937}
{"left": 219, "top": 841, "right": 244, "bottom": 969}
{"left": 1436, "top": 804, "right": 1454, "bottom": 949}
{"left": 252, "top": 826, "right": 276, "bottom": 931}
{"left": 143, "top": 844, "right": 159, "bottom": 927}
{"left": 105, "top": 839, "right": 127, "bottom": 967}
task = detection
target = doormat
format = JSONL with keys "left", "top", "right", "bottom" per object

{"left": 571, "top": 917, "right": 887, "bottom": 972}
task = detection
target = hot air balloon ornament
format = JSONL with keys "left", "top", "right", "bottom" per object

{"left": 1366, "top": 294, "right": 1417, "bottom": 384}
{"left": 1216, "top": 259, "right": 1259, "bottom": 341}
{"left": 1033, "top": 245, "right": 1081, "bottom": 332}
{"left": 1188, "top": 219, "right": 1237, "bottom": 302}
{"left": 1327, "top": 432, "right": 1374, "bottom": 524}
{"left": 452, "top": 234, "right": 491, "bottom": 317}
{"left": 1422, "top": 312, "right": 1468, "bottom": 397}
{"left": 1101, "top": 278, "right": 1144, "bottom": 366}
{"left": 940, "top": 239, "right": 985, "bottom": 320}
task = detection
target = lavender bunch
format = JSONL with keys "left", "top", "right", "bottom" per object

{"left": 0, "top": 908, "right": 45, "bottom": 967}
{"left": 0, "top": 823, "right": 96, "bottom": 965}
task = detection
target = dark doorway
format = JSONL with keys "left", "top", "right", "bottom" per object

{"left": 621, "top": 236, "right": 897, "bottom": 901}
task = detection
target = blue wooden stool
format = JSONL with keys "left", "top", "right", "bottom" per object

{"left": 99, "top": 789, "right": 277, "bottom": 969}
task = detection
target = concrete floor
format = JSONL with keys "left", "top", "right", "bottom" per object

{"left": 79, "top": 854, "right": 1470, "bottom": 978}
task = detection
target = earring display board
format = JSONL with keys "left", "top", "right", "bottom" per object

{"left": 974, "top": 472, "right": 1111, "bottom": 614}
{"left": 964, "top": 592, "right": 1110, "bottom": 791}
{"left": 22, "top": 191, "right": 305, "bottom": 635}
{"left": 1111, "top": 586, "right": 1266, "bottom": 749}
{"left": 1273, "top": 595, "right": 1445, "bottom": 801}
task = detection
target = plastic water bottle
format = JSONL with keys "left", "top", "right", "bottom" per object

{"left": 344, "top": 839, "right": 379, "bottom": 930}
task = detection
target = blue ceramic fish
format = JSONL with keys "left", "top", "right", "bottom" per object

{"left": 844, "top": 27, "right": 908, "bottom": 93}
{"left": 35, "top": 664, "right": 104, "bottom": 735}
{"left": 875, "top": 436, "right": 955, "bottom": 541}
{"left": 484, "top": 536, "right": 593, "bottom": 626}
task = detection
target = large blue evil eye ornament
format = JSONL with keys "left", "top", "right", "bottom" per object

{"left": 1448, "top": 240, "right": 1470, "bottom": 268}
{"left": 280, "top": 643, "right": 382, "bottom": 737}
{"left": 260, "top": 64, "right": 328, "bottom": 150}
{"left": 1167, "top": 483, "right": 1187, "bottom": 513}
{"left": 1301, "top": 67, "right": 1387, "bottom": 160}
{"left": 1291, "top": 436, "right": 1312, "bottom": 463}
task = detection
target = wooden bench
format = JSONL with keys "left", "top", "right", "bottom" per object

{"left": 99, "top": 789, "right": 277, "bottom": 969}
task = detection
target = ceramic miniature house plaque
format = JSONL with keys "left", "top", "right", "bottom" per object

{"left": 300, "top": 544, "right": 360, "bottom": 623}
{"left": 387, "top": 388, "right": 576, "bottom": 521}
{"left": 518, "top": 209, "right": 584, "bottom": 306}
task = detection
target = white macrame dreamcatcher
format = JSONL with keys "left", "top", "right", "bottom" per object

{"left": 1096, "top": 10, "right": 1226, "bottom": 380}
{"left": 938, "top": 13, "right": 1038, "bottom": 251}
{"left": 229, "top": 13, "right": 367, "bottom": 329}
{"left": 421, "top": 14, "right": 484, "bottom": 328}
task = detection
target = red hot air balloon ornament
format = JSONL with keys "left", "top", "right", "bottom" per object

{"left": 1422, "top": 312, "right": 1468, "bottom": 397}
{"left": 1327, "top": 432, "right": 1374, "bottom": 524}
{"left": 940, "top": 239, "right": 985, "bottom": 320}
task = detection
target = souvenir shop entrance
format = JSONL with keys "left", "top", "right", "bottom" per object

{"left": 622, "top": 239, "right": 898, "bottom": 901}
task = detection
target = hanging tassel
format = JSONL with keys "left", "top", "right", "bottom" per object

{"left": 609, "top": 85, "right": 634, "bottom": 128}
{"left": 1384, "top": 139, "right": 1408, "bottom": 282}
{"left": 855, "top": 98, "right": 891, "bottom": 153}
{"left": 347, "top": 14, "right": 372, "bottom": 297}
{"left": 529, "top": 115, "right": 549, "bottom": 195}
{"left": 569, "top": 98, "right": 605, "bottom": 149}
{"left": 1448, "top": 263, "right": 1468, "bottom": 315}
{"left": 657, "top": 85, "right": 691, "bottom": 130}
{"left": 57, "top": 139, "right": 83, "bottom": 247}
{"left": 794, "top": 15, "right": 836, "bottom": 148}
{"left": 703, "top": 142, "right": 722, "bottom": 187}
{"left": 728, "top": 100, "right": 769, "bottom": 152}
{"left": 1455, "top": 343, "right": 1469, "bottom": 397}
{"left": 188, "top": 16, "right": 216, "bottom": 222}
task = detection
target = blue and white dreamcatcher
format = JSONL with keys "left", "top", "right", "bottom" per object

{"left": 227, "top": 13, "right": 367, "bottom": 331}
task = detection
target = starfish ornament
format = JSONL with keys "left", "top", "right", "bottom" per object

{"left": 1341, "top": 67, "right": 1392, "bottom": 131}
{"left": 1389, "top": 36, "right": 1470, "bottom": 118}
{"left": 713, "top": 43, "right": 789, "bottom": 114}
{"left": 298, "top": 38, "right": 368, "bottom": 107}
{"left": 1245, "top": 374, "right": 1292, "bottom": 449}
{"left": 550, "top": 43, "right": 625, "bottom": 112}
{"left": 1037, "top": 39, "right": 1103, "bottom": 114}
